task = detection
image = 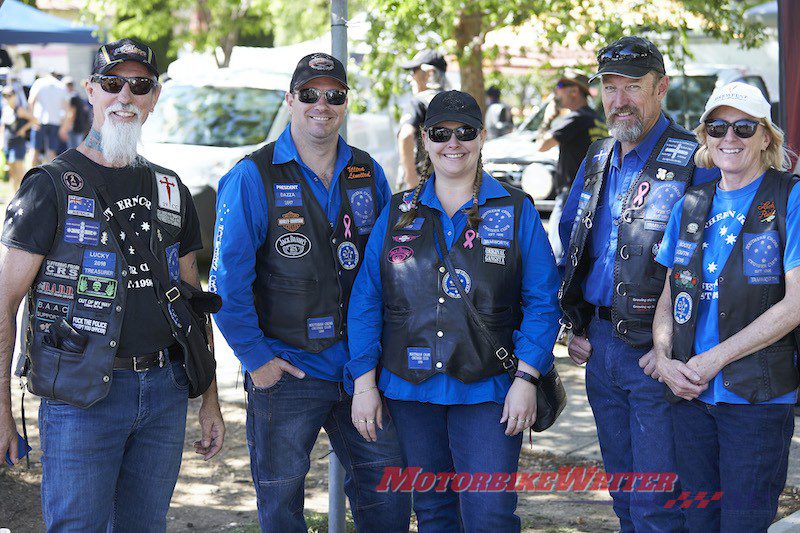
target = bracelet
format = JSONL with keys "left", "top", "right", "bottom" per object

{"left": 514, "top": 370, "right": 541, "bottom": 387}
{"left": 353, "top": 386, "right": 378, "bottom": 396}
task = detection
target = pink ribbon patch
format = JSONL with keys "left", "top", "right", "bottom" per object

{"left": 463, "top": 229, "right": 477, "bottom": 249}
{"left": 343, "top": 214, "right": 352, "bottom": 238}
{"left": 631, "top": 181, "right": 651, "bottom": 209}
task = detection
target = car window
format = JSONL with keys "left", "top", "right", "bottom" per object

{"left": 142, "top": 84, "right": 284, "bottom": 147}
{"left": 665, "top": 75, "right": 718, "bottom": 129}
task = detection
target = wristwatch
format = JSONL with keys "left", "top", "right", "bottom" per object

{"left": 514, "top": 370, "right": 541, "bottom": 387}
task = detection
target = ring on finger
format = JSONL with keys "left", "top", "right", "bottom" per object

{"left": 509, "top": 416, "right": 519, "bottom": 421}
{"left": 366, "top": 420, "right": 375, "bottom": 424}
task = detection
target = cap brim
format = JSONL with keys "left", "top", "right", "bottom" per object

{"left": 423, "top": 112, "right": 483, "bottom": 130}
{"left": 399, "top": 60, "right": 422, "bottom": 70}
{"left": 589, "top": 64, "right": 656, "bottom": 83}
{"left": 292, "top": 74, "right": 349, "bottom": 91}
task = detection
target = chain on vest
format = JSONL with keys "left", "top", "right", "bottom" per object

{"left": 559, "top": 121, "right": 698, "bottom": 346}
{"left": 249, "top": 142, "right": 378, "bottom": 353}
{"left": 670, "top": 170, "right": 800, "bottom": 403}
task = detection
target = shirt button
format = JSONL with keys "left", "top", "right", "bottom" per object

{"left": 121, "top": 270, "right": 127, "bottom": 277}
{"left": 437, "top": 331, "right": 444, "bottom": 338}
{"left": 438, "top": 297, "right": 445, "bottom": 304}
{"left": 332, "top": 238, "right": 337, "bottom": 244}
{"left": 719, "top": 312, "right": 726, "bottom": 318}
{"left": 102, "top": 375, "right": 110, "bottom": 383}
{"left": 447, "top": 231, "right": 452, "bottom": 236}
{"left": 723, "top": 380, "right": 731, "bottom": 387}
{"left": 109, "top": 340, "right": 117, "bottom": 347}
{"left": 435, "top": 361, "right": 443, "bottom": 369}
{"left": 439, "top": 266, "right": 446, "bottom": 273}
{"left": 718, "top": 276, "right": 724, "bottom": 283}
{"left": 115, "top": 305, "right": 122, "bottom": 312}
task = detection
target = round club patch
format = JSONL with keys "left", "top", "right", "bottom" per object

{"left": 673, "top": 291, "right": 693, "bottom": 325}
{"left": 62, "top": 171, "right": 84, "bottom": 192}
{"left": 442, "top": 268, "right": 471, "bottom": 299}
{"left": 337, "top": 241, "right": 359, "bottom": 270}
{"left": 387, "top": 245, "right": 414, "bottom": 264}
{"left": 275, "top": 233, "right": 312, "bottom": 258}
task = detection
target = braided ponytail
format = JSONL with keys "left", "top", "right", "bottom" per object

{"left": 466, "top": 154, "right": 484, "bottom": 228}
{"left": 396, "top": 154, "right": 433, "bottom": 229}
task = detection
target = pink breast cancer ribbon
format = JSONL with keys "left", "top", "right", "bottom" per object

{"left": 631, "top": 181, "right": 651, "bottom": 209}
{"left": 463, "top": 229, "right": 477, "bottom": 249}
{"left": 343, "top": 214, "right": 352, "bottom": 238}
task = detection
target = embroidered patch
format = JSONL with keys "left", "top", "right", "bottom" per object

{"left": 44, "top": 260, "right": 79, "bottom": 281}
{"left": 347, "top": 165, "right": 371, "bottom": 180}
{"left": 62, "top": 171, "right": 84, "bottom": 192}
{"left": 387, "top": 246, "right": 414, "bottom": 264}
{"left": 392, "top": 234, "right": 419, "bottom": 243}
{"left": 441, "top": 268, "right": 471, "bottom": 299}
{"left": 479, "top": 206, "right": 514, "bottom": 243}
{"left": 673, "top": 239, "right": 698, "bottom": 266}
{"left": 656, "top": 138, "right": 697, "bottom": 166}
{"left": 72, "top": 316, "right": 108, "bottom": 335}
{"left": 157, "top": 209, "right": 181, "bottom": 227}
{"left": 407, "top": 347, "right": 432, "bottom": 370}
{"left": 744, "top": 231, "right": 781, "bottom": 283}
{"left": 673, "top": 291, "right": 693, "bottom": 324}
{"left": 629, "top": 296, "right": 657, "bottom": 314}
{"left": 76, "top": 296, "right": 113, "bottom": 314}
{"left": 644, "top": 181, "right": 685, "bottom": 224}
{"left": 274, "top": 183, "right": 302, "bottom": 207}
{"left": 347, "top": 187, "right": 375, "bottom": 234}
{"left": 307, "top": 316, "right": 335, "bottom": 339}
{"left": 277, "top": 211, "right": 305, "bottom": 232}
{"left": 399, "top": 217, "right": 424, "bottom": 231}
{"left": 77, "top": 274, "right": 118, "bottom": 299}
{"left": 757, "top": 200, "right": 776, "bottom": 223}
{"left": 83, "top": 250, "right": 116, "bottom": 278}
{"left": 166, "top": 243, "right": 180, "bottom": 282}
{"left": 484, "top": 247, "right": 506, "bottom": 265}
{"left": 36, "top": 281, "right": 75, "bottom": 300}
{"left": 337, "top": 241, "right": 359, "bottom": 270}
{"left": 67, "top": 196, "right": 95, "bottom": 218}
{"left": 674, "top": 269, "right": 699, "bottom": 289}
{"left": 156, "top": 173, "right": 181, "bottom": 212}
{"left": 576, "top": 191, "right": 592, "bottom": 221}
{"left": 275, "top": 233, "right": 312, "bottom": 258}
{"left": 64, "top": 218, "right": 101, "bottom": 246}
{"left": 308, "top": 55, "right": 334, "bottom": 71}
{"left": 35, "top": 298, "right": 70, "bottom": 326}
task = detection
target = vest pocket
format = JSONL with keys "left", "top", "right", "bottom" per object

{"left": 476, "top": 306, "right": 516, "bottom": 327}
{"left": 29, "top": 343, "right": 85, "bottom": 400}
{"left": 267, "top": 274, "right": 317, "bottom": 293}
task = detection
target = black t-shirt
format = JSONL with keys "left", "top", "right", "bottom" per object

{"left": 400, "top": 90, "right": 439, "bottom": 176}
{"left": 550, "top": 105, "right": 604, "bottom": 190}
{"left": 1, "top": 153, "right": 202, "bottom": 356}
{"left": 69, "top": 95, "right": 90, "bottom": 135}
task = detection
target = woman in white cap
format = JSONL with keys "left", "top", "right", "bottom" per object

{"left": 643, "top": 81, "right": 800, "bottom": 532}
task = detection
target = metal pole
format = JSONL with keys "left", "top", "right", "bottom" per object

{"left": 329, "top": 4, "right": 348, "bottom": 532}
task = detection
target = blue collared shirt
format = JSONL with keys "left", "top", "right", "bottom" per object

{"left": 344, "top": 173, "right": 561, "bottom": 404}
{"left": 211, "top": 124, "right": 393, "bottom": 381}
{"left": 558, "top": 114, "right": 720, "bottom": 306}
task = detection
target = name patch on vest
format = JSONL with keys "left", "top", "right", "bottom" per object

{"left": 67, "top": 196, "right": 95, "bottom": 218}
{"left": 484, "top": 247, "right": 506, "bottom": 265}
{"left": 644, "top": 181, "right": 685, "bottom": 230}
{"left": 478, "top": 206, "right": 514, "bottom": 248}
{"left": 76, "top": 296, "right": 113, "bottom": 314}
{"left": 72, "top": 316, "right": 108, "bottom": 335}
{"left": 275, "top": 233, "right": 312, "bottom": 258}
{"left": 156, "top": 173, "right": 181, "bottom": 212}
{"left": 673, "top": 239, "right": 698, "bottom": 266}
{"left": 78, "top": 274, "right": 118, "bottom": 299}
{"left": 307, "top": 316, "right": 335, "bottom": 339}
{"left": 656, "top": 138, "right": 697, "bottom": 166}
{"left": 744, "top": 231, "right": 781, "bottom": 284}
{"left": 673, "top": 291, "right": 693, "bottom": 324}
{"left": 347, "top": 165, "right": 371, "bottom": 180}
{"left": 157, "top": 209, "right": 181, "bottom": 227}
{"left": 442, "top": 269, "right": 471, "bottom": 298}
{"left": 407, "top": 347, "right": 432, "bottom": 370}
{"left": 36, "top": 298, "right": 70, "bottom": 327}
{"left": 337, "top": 241, "right": 359, "bottom": 270}
{"left": 275, "top": 184, "right": 302, "bottom": 207}
{"left": 629, "top": 296, "right": 657, "bottom": 314}
{"left": 83, "top": 250, "right": 116, "bottom": 278}
{"left": 347, "top": 187, "right": 375, "bottom": 234}
{"left": 45, "top": 260, "right": 79, "bottom": 281}
{"left": 64, "top": 218, "right": 100, "bottom": 246}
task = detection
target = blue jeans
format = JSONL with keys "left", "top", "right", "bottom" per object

{"left": 386, "top": 399, "right": 523, "bottom": 533}
{"left": 39, "top": 361, "right": 189, "bottom": 532}
{"left": 245, "top": 373, "right": 411, "bottom": 533}
{"left": 586, "top": 318, "right": 684, "bottom": 533}
{"left": 671, "top": 399, "right": 793, "bottom": 532}
{"left": 31, "top": 124, "right": 60, "bottom": 153}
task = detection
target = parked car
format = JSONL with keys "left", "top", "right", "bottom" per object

{"left": 139, "top": 68, "right": 399, "bottom": 261}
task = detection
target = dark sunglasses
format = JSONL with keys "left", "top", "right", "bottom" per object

{"left": 598, "top": 43, "right": 651, "bottom": 65}
{"left": 704, "top": 118, "right": 761, "bottom": 139}
{"left": 296, "top": 87, "right": 348, "bottom": 106}
{"left": 426, "top": 125, "right": 479, "bottom": 143}
{"left": 90, "top": 75, "right": 156, "bottom": 95}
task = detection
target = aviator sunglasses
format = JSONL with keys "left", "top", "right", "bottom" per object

{"left": 295, "top": 87, "right": 348, "bottom": 105}
{"left": 90, "top": 75, "right": 157, "bottom": 95}
{"left": 426, "top": 125, "right": 479, "bottom": 143}
{"left": 704, "top": 118, "right": 761, "bottom": 139}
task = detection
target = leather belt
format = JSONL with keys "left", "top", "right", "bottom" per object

{"left": 595, "top": 306, "right": 613, "bottom": 322}
{"left": 114, "top": 343, "right": 182, "bottom": 372}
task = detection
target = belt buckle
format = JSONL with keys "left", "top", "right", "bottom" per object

{"left": 132, "top": 356, "right": 146, "bottom": 372}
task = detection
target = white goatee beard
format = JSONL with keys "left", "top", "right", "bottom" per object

{"left": 101, "top": 104, "right": 143, "bottom": 167}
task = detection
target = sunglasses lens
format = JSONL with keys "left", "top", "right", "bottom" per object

{"left": 733, "top": 120, "right": 759, "bottom": 138}
{"left": 325, "top": 90, "right": 347, "bottom": 105}
{"left": 705, "top": 120, "right": 728, "bottom": 138}
{"left": 454, "top": 126, "right": 478, "bottom": 141}
{"left": 298, "top": 88, "right": 320, "bottom": 104}
{"left": 428, "top": 127, "right": 452, "bottom": 143}
{"left": 128, "top": 78, "right": 154, "bottom": 95}
{"left": 99, "top": 76, "right": 124, "bottom": 93}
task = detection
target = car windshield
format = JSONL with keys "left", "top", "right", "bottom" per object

{"left": 665, "top": 75, "right": 718, "bottom": 129}
{"left": 143, "top": 85, "right": 283, "bottom": 147}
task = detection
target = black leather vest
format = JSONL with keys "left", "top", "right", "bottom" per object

{"left": 560, "top": 120, "right": 698, "bottom": 346}
{"left": 24, "top": 150, "right": 185, "bottom": 408}
{"left": 670, "top": 170, "right": 800, "bottom": 403}
{"left": 250, "top": 142, "right": 377, "bottom": 353}
{"left": 380, "top": 184, "right": 526, "bottom": 383}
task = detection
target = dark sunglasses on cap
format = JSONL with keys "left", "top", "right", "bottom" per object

{"left": 598, "top": 43, "right": 652, "bottom": 66}
{"left": 426, "top": 125, "right": 480, "bottom": 143}
{"left": 704, "top": 118, "right": 762, "bottom": 139}
{"left": 90, "top": 75, "right": 157, "bottom": 95}
{"left": 295, "top": 87, "right": 348, "bottom": 106}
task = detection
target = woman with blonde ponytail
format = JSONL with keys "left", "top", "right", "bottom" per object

{"left": 344, "top": 90, "right": 561, "bottom": 531}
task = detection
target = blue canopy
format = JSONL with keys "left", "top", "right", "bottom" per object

{"left": 0, "top": 0, "right": 98, "bottom": 45}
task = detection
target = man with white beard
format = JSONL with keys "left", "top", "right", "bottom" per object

{"left": 557, "top": 36, "right": 720, "bottom": 532}
{"left": 0, "top": 38, "right": 225, "bottom": 531}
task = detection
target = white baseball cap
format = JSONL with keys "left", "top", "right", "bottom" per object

{"left": 699, "top": 81, "right": 772, "bottom": 124}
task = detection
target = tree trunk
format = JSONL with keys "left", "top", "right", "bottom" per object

{"left": 454, "top": 9, "right": 485, "bottom": 113}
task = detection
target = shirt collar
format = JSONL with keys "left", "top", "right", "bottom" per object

{"left": 418, "top": 172, "right": 511, "bottom": 212}
{"left": 272, "top": 124, "right": 353, "bottom": 172}
{"left": 610, "top": 113, "right": 669, "bottom": 169}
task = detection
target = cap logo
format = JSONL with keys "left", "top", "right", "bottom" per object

{"left": 114, "top": 43, "right": 147, "bottom": 57}
{"left": 308, "top": 56, "right": 335, "bottom": 71}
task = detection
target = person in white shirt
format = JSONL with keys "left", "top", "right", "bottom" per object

{"left": 28, "top": 72, "right": 68, "bottom": 164}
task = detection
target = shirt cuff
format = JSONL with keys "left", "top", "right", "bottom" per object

{"left": 517, "top": 349, "right": 555, "bottom": 376}
{"left": 342, "top": 358, "right": 378, "bottom": 396}
{"left": 235, "top": 338, "right": 275, "bottom": 372}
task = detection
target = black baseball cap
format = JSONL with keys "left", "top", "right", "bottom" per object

{"left": 290, "top": 53, "right": 349, "bottom": 92}
{"left": 590, "top": 36, "right": 665, "bottom": 82}
{"left": 424, "top": 90, "right": 483, "bottom": 130}
{"left": 400, "top": 49, "right": 447, "bottom": 72}
{"left": 92, "top": 38, "right": 159, "bottom": 77}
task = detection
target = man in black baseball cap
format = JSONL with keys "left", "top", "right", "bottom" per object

{"left": 92, "top": 37, "right": 159, "bottom": 77}
{"left": 558, "top": 34, "right": 719, "bottom": 533}
{"left": 289, "top": 52, "right": 349, "bottom": 92}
